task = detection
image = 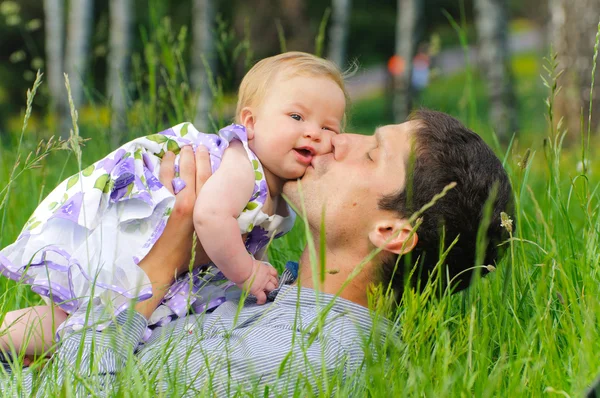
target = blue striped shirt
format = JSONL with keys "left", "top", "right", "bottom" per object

{"left": 0, "top": 264, "right": 389, "bottom": 396}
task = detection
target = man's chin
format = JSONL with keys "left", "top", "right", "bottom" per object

{"left": 283, "top": 167, "right": 311, "bottom": 186}
{"left": 282, "top": 178, "right": 308, "bottom": 203}
{"left": 282, "top": 179, "right": 297, "bottom": 196}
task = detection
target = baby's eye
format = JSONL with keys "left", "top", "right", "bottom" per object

{"left": 290, "top": 114, "right": 302, "bottom": 121}
{"left": 322, "top": 126, "right": 340, "bottom": 134}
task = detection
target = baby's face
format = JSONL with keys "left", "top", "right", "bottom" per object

{"left": 246, "top": 74, "right": 346, "bottom": 181}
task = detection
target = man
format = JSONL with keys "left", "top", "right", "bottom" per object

{"left": 0, "top": 110, "right": 511, "bottom": 396}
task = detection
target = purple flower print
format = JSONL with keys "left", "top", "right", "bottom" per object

{"left": 109, "top": 158, "right": 135, "bottom": 202}
{"left": 144, "top": 169, "right": 163, "bottom": 191}
{"left": 134, "top": 174, "right": 146, "bottom": 191}
{"left": 52, "top": 192, "right": 84, "bottom": 223}
{"left": 113, "top": 158, "right": 135, "bottom": 186}
{"left": 251, "top": 182, "right": 259, "bottom": 199}
{"left": 110, "top": 184, "right": 130, "bottom": 202}
{"left": 143, "top": 219, "right": 167, "bottom": 249}
{"left": 247, "top": 172, "right": 267, "bottom": 203}
{"left": 131, "top": 176, "right": 153, "bottom": 205}
{"left": 97, "top": 149, "right": 126, "bottom": 173}
{"left": 159, "top": 128, "right": 176, "bottom": 136}
{"left": 142, "top": 152, "right": 155, "bottom": 173}
{"left": 245, "top": 226, "right": 270, "bottom": 256}
{"left": 17, "top": 230, "right": 31, "bottom": 240}
{"left": 256, "top": 180, "right": 268, "bottom": 204}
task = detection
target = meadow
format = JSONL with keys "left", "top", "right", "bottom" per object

{"left": 1, "top": 24, "right": 600, "bottom": 396}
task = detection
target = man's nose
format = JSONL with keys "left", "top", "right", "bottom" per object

{"left": 331, "top": 134, "right": 349, "bottom": 160}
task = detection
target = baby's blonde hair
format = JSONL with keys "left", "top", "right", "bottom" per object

{"left": 235, "top": 51, "right": 348, "bottom": 124}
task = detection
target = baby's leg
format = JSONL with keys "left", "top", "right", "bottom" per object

{"left": 0, "top": 305, "right": 67, "bottom": 357}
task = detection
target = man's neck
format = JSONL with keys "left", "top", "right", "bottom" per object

{"left": 297, "top": 243, "right": 372, "bottom": 308}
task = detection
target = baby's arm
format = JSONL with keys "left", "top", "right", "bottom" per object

{"left": 193, "top": 141, "right": 278, "bottom": 304}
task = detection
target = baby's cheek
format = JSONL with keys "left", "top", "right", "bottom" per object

{"left": 316, "top": 135, "right": 335, "bottom": 155}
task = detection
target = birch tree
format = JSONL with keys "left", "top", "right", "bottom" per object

{"left": 550, "top": 0, "right": 600, "bottom": 137}
{"left": 43, "top": 0, "right": 65, "bottom": 126}
{"left": 192, "top": 0, "right": 216, "bottom": 132}
{"left": 107, "top": 0, "right": 133, "bottom": 146}
{"left": 474, "top": 0, "right": 518, "bottom": 142}
{"left": 64, "top": 0, "right": 93, "bottom": 133}
{"left": 393, "top": 0, "right": 423, "bottom": 123}
{"left": 328, "top": 0, "right": 352, "bottom": 67}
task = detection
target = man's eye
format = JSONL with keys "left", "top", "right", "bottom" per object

{"left": 290, "top": 114, "right": 302, "bottom": 121}
{"left": 322, "top": 126, "right": 339, "bottom": 134}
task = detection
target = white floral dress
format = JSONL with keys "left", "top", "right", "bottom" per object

{"left": 0, "top": 123, "right": 295, "bottom": 340}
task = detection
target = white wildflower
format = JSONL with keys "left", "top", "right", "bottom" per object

{"left": 485, "top": 265, "right": 496, "bottom": 272}
{"left": 500, "top": 212, "right": 513, "bottom": 234}
{"left": 576, "top": 159, "right": 591, "bottom": 173}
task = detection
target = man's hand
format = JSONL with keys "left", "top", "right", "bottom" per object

{"left": 135, "top": 145, "right": 211, "bottom": 319}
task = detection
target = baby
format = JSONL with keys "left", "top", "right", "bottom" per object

{"left": 0, "top": 51, "right": 347, "bottom": 357}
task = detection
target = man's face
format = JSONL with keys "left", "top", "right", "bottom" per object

{"left": 283, "top": 121, "right": 416, "bottom": 246}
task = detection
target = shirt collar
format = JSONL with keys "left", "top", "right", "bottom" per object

{"left": 272, "top": 262, "right": 392, "bottom": 337}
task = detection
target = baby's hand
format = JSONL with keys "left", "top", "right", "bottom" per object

{"left": 239, "top": 259, "right": 279, "bottom": 305}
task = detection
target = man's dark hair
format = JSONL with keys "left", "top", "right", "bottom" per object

{"left": 378, "top": 109, "right": 513, "bottom": 300}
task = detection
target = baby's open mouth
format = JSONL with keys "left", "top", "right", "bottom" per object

{"left": 293, "top": 148, "right": 314, "bottom": 165}
{"left": 295, "top": 148, "right": 312, "bottom": 156}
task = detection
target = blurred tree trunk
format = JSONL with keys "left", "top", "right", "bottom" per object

{"left": 233, "top": 0, "right": 311, "bottom": 56}
{"left": 280, "top": 0, "right": 311, "bottom": 51}
{"left": 548, "top": 0, "right": 563, "bottom": 51}
{"left": 328, "top": 0, "right": 352, "bottom": 67}
{"left": 393, "top": 0, "right": 423, "bottom": 123}
{"left": 550, "top": 0, "right": 600, "bottom": 137}
{"left": 64, "top": 0, "right": 93, "bottom": 137}
{"left": 474, "top": 0, "right": 518, "bottom": 142}
{"left": 192, "top": 0, "right": 216, "bottom": 132}
{"left": 43, "top": 0, "right": 66, "bottom": 130}
{"left": 107, "top": 0, "right": 133, "bottom": 147}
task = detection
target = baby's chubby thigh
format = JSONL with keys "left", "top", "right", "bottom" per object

{"left": 0, "top": 305, "right": 68, "bottom": 356}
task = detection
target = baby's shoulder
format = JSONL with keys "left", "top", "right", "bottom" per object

{"left": 220, "top": 140, "right": 253, "bottom": 172}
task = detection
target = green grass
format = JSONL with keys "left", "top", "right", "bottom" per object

{"left": 2, "top": 25, "right": 600, "bottom": 396}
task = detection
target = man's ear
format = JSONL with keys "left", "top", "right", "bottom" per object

{"left": 368, "top": 219, "right": 418, "bottom": 255}
{"left": 240, "top": 107, "right": 256, "bottom": 140}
